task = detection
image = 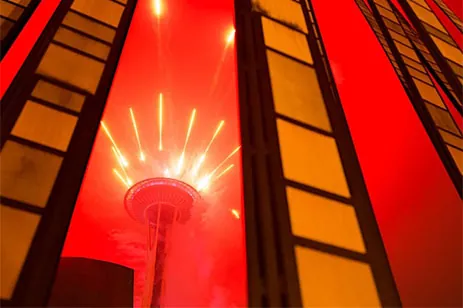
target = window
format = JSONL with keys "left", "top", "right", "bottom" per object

{"left": 37, "top": 43, "right": 105, "bottom": 94}
{"left": 0, "top": 141, "right": 63, "bottom": 207}
{"left": 295, "top": 247, "right": 380, "bottom": 307}
{"left": 287, "top": 187, "right": 365, "bottom": 253}
{"left": 0, "top": 205, "right": 40, "bottom": 299}
{"left": 277, "top": 119, "right": 350, "bottom": 198}
{"left": 11, "top": 101, "right": 78, "bottom": 152}
{"left": 262, "top": 16, "right": 313, "bottom": 64}
{"left": 267, "top": 50, "right": 332, "bottom": 132}
{"left": 31, "top": 80, "right": 86, "bottom": 113}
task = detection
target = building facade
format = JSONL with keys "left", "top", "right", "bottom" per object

{"left": 0, "top": 0, "right": 461, "bottom": 307}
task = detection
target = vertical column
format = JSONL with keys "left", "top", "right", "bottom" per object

{"left": 358, "top": 0, "right": 462, "bottom": 196}
{"left": 235, "top": 0, "right": 401, "bottom": 306}
{"left": 0, "top": 0, "right": 40, "bottom": 58}
{"left": 398, "top": 0, "right": 463, "bottom": 103}
{"left": 0, "top": 0, "right": 137, "bottom": 306}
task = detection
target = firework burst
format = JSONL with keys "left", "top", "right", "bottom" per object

{"left": 100, "top": 93, "right": 241, "bottom": 196}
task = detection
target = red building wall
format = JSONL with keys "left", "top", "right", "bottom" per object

{"left": 312, "top": 0, "right": 462, "bottom": 306}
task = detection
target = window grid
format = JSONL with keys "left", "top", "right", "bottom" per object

{"left": 356, "top": 0, "right": 463, "bottom": 196}
{"left": 0, "top": 0, "right": 134, "bottom": 305}
{"left": 0, "top": 0, "right": 39, "bottom": 59}
{"left": 398, "top": 0, "right": 463, "bottom": 111}
{"left": 256, "top": 0, "right": 400, "bottom": 306}
{"left": 431, "top": 0, "right": 463, "bottom": 33}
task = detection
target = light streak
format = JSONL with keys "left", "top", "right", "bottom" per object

{"left": 101, "top": 121, "right": 128, "bottom": 167}
{"left": 114, "top": 169, "right": 130, "bottom": 188}
{"left": 164, "top": 169, "right": 170, "bottom": 177}
{"left": 230, "top": 209, "right": 240, "bottom": 219}
{"left": 226, "top": 27, "right": 236, "bottom": 46}
{"left": 209, "top": 27, "right": 236, "bottom": 97}
{"left": 112, "top": 146, "right": 132, "bottom": 185}
{"left": 130, "top": 108, "right": 145, "bottom": 162}
{"left": 192, "top": 120, "right": 225, "bottom": 175}
{"left": 196, "top": 146, "right": 240, "bottom": 191}
{"left": 158, "top": 93, "right": 163, "bottom": 151}
{"left": 210, "top": 146, "right": 241, "bottom": 178}
{"left": 215, "top": 164, "right": 234, "bottom": 181}
{"left": 176, "top": 108, "right": 196, "bottom": 175}
{"left": 153, "top": 0, "right": 162, "bottom": 17}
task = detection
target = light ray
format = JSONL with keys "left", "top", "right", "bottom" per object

{"left": 130, "top": 108, "right": 145, "bottom": 162}
{"left": 112, "top": 146, "right": 132, "bottom": 185}
{"left": 176, "top": 108, "right": 197, "bottom": 175}
{"left": 101, "top": 121, "right": 128, "bottom": 166}
{"left": 158, "top": 93, "right": 163, "bottom": 151}
{"left": 210, "top": 146, "right": 241, "bottom": 177}
{"left": 230, "top": 209, "right": 240, "bottom": 219}
{"left": 153, "top": 0, "right": 162, "bottom": 17}
{"left": 209, "top": 27, "right": 235, "bottom": 97}
{"left": 214, "top": 164, "right": 234, "bottom": 182}
{"left": 114, "top": 169, "right": 130, "bottom": 188}
{"left": 196, "top": 146, "right": 241, "bottom": 191}
{"left": 192, "top": 120, "right": 225, "bottom": 175}
{"left": 226, "top": 27, "right": 236, "bottom": 46}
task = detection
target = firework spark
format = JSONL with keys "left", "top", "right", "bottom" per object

{"left": 230, "top": 209, "right": 240, "bottom": 219}
{"left": 130, "top": 108, "right": 145, "bottom": 162}
{"left": 102, "top": 97, "right": 240, "bottom": 195}
{"left": 101, "top": 121, "right": 129, "bottom": 167}
{"left": 153, "top": 0, "right": 163, "bottom": 17}
{"left": 158, "top": 93, "right": 163, "bottom": 151}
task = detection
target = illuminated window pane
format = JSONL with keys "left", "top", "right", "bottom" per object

{"left": 411, "top": 0, "right": 429, "bottom": 7}
{"left": 440, "top": 129, "right": 463, "bottom": 150}
{"left": 377, "top": 6, "right": 398, "bottom": 23}
{"left": 287, "top": 187, "right": 365, "bottom": 253}
{"left": 389, "top": 30, "right": 411, "bottom": 47}
{"left": 277, "top": 119, "right": 350, "bottom": 198}
{"left": 374, "top": 0, "right": 390, "bottom": 7}
{"left": 0, "top": 205, "right": 40, "bottom": 300}
{"left": 255, "top": 0, "right": 308, "bottom": 33}
{"left": 63, "top": 11, "right": 116, "bottom": 43}
{"left": 32, "top": 80, "right": 86, "bottom": 112}
{"left": 0, "top": 17, "right": 14, "bottom": 40}
{"left": 71, "top": 0, "right": 124, "bottom": 28}
{"left": 409, "top": 1, "right": 447, "bottom": 33}
{"left": 403, "top": 56, "right": 426, "bottom": 72}
{"left": 423, "top": 23, "right": 456, "bottom": 47}
{"left": 267, "top": 50, "right": 332, "bottom": 132}
{"left": 9, "top": 0, "right": 32, "bottom": 5}
{"left": 0, "top": 141, "right": 62, "bottom": 207}
{"left": 425, "top": 103, "right": 461, "bottom": 135}
{"left": 447, "top": 60, "right": 463, "bottom": 77}
{"left": 54, "top": 27, "right": 111, "bottom": 60}
{"left": 395, "top": 41, "right": 420, "bottom": 61}
{"left": 430, "top": 35, "right": 463, "bottom": 66}
{"left": 383, "top": 19, "right": 405, "bottom": 35}
{"left": 261, "top": 16, "right": 313, "bottom": 64}
{"left": 408, "top": 67, "right": 432, "bottom": 84}
{"left": 37, "top": 43, "right": 105, "bottom": 94}
{"left": 448, "top": 146, "right": 463, "bottom": 174}
{"left": 295, "top": 246, "right": 380, "bottom": 307}
{"left": 414, "top": 78, "right": 446, "bottom": 108}
{"left": 0, "top": 1, "right": 24, "bottom": 21}
{"left": 11, "top": 101, "right": 78, "bottom": 152}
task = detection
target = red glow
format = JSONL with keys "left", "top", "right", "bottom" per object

{"left": 313, "top": 0, "right": 462, "bottom": 306}
{"left": 0, "top": 0, "right": 60, "bottom": 100}
{"left": 61, "top": 0, "right": 246, "bottom": 307}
